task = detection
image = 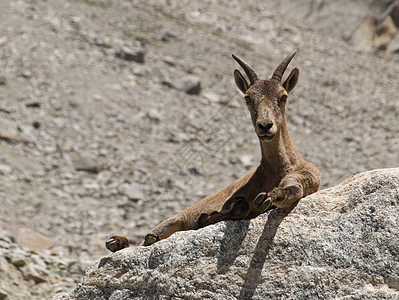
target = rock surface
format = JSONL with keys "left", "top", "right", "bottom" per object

{"left": 59, "top": 168, "right": 399, "bottom": 299}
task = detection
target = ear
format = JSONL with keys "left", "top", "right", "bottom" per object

{"left": 234, "top": 69, "right": 249, "bottom": 94}
{"left": 282, "top": 68, "right": 299, "bottom": 93}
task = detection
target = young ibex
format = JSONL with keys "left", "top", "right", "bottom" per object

{"left": 106, "top": 49, "right": 320, "bottom": 252}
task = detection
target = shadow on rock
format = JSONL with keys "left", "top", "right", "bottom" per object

{"left": 238, "top": 208, "right": 292, "bottom": 300}
{"left": 216, "top": 219, "right": 250, "bottom": 274}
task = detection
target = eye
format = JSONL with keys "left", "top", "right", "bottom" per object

{"left": 244, "top": 96, "right": 251, "bottom": 104}
{"left": 279, "top": 95, "right": 287, "bottom": 103}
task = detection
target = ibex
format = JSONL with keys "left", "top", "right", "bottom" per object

{"left": 106, "top": 49, "right": 321, "bottom": 252}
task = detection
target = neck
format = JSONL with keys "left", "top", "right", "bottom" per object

{"left": 258, "top": 120, "right": 302, "bottom": 175}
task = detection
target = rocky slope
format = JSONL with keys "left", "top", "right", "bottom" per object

{"left": 0, "top": 0, "right": 398, "bottom": 299}
{"left": 58, "top": 168, "right": 399, "bottom": 299}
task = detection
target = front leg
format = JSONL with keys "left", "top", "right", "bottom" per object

{"left": 194, "top": 198, "right": 250, "bottom": 229}
{"left": 105, "top": 235, "right": 129, "bottom": 252}
{"left": 268, "top": 176, "right": 304, "bottom": 209}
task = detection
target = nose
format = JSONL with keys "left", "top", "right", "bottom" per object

{"left": 257, "top": 121, "right": 273, "bottom": 133}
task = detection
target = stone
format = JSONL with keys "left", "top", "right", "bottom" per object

{"left": 0, "top": 36, "right": 8, "bottom": 47}
{"left": 174, "top": 75, "right": 201, "bottom": 95}
{"left": 31, "top": 255, "right": 46, "bottom": 268}
{"left": 158, "top": 31, "right": 176, "bottom": 42}
{"left": 132, "top": 65, "right": 151, "bottom": 76}
{"left": 0, "top": 129, "right": 19, "bottom": 143}
{"left": 168, "top": 132, "right": 189, "bottom": 143}
{"left": 18, "top": 124, "right": 36, "bottom": 138}
{"left": 116, "top": 46, "right": 145, "bottom": 63}
{"left": 63, "top": 168, "right": 399, "bottom": 299}
{"left": 122, "top": 182, "right": 143, "bottom": 201}
{"left": 0, "top": 76, "right": 6, "bottom": 86}
{"left": 25, "top": 100, "right": 41, "bottom": 108}
{"left": 0, "top": 257, "right": 10, "bottom": 273}
{"left": 10, "top": 255, "right": 27, "bottom": 268}
{"left": 163, "top": 56, "right": 176, "bottom": 66}
{"left": 0, "top": 165, "right": 12, "bottom": 175}
{"left": 239, "top": 154, "right": 253, "bottom": 168}
{"left": 17, "top": 228, "right": 54, "bottom": 251}
{"left": 94, "top": 34, "right": 112, "bottom": 48}
{"left": 20, "top": 70, "right": 32, "bottom": 78}
{"left": 0, "top": 288, "right": 8, "bottom": 299}
{"left": 20, "top": 264, "right": 48, "bottom": 284}
{"left": 68, "top": 261, "right": 92, "bottom": 275}
{"left": 0, "top": 240, "right": 10, "bottom": 249}
{"left": 73, "top": 153, "right": 103, "bottom": 173}
{"left": 203, "top": 91, "right": 220, "bottom": 103}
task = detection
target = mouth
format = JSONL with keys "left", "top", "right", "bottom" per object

{"left": 257, "top": 134, "right": 275, "bottom": 141}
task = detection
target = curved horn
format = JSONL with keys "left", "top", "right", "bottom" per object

{"left": 271, "top": 48, "right": 297, "bottom": 82}
{"left": 232, "top": 54, "right": 258, "bottom": 84}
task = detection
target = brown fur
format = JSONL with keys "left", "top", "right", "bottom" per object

{"left": 106, "top": 49, "right": 320, "bottom": 252}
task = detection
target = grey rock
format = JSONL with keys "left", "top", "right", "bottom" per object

{"left": 174, "top": 75, "right": 201, "bottom": 95}
{"left": 65, "top": 168, "right": 399, "bottom": 299}
{"left": 0, "top": 36, "right": 7, "bottom": 47}
{"left": 158, "top": 31, "right": 176, "bottom": 42}
{"left": 31, "top": 255, "right": 46, "bottom": 268}
{"left": 0, "top": 240, "right": 10, "bottom": 249}
{"left": 146, "top": 109, "right": 162, "bottom": 122}
{"left": 163, "top": 56, "right": 176, "bottom": 66}
{"left": 122, "top": 182, "right": 143, "bottom": 201}
{"left": 9, "top": 254, "right": 27, "bottom": 268}
{"left": 0, "top": 76, "right": 6, "bottom": 86}
{"left": 168, "top": 132, "right": 189, "bottom": 143}
{"left": 16, "top": 228, "right": 54, "bottom": 251}
{"left": 239, "top": 154, "right": 253, "bottom": 168}
{"left": 68, "top": 261, "right": 92, "bottom": 275}
{"left": 116, "top": 46, "right": 145, "bottom": 63}
{"left": 73, "top": 153, "right": 103, "bottom": 173}
{"left": 0, "top": 129, "right": 19, "bottom": 143}
{"left": 0, "top": 165, "right": 12, "bottom": 175}
{"left": 132, "top": 65, "right": 151, "bottom": 76}
{"left": 20, "top": 69, "right": 32, "bottom": 78}
{"left": 25, "top": 100, "right": 41, "bottom": 108}
{"left": 0, "top": 288, "right": 8, "bottom": 300}
{"left": 0, "top": 257, "right": 10, "bottom": 273}
{"left": 20, "top": 264, "right": 48, "bottom": 284}
{"left": 94, "top": 34, "right": 112, "bottom": 48}
{"left": 0, "top": 165, "right": 11, "bottom": 175}
{"left": 203, "top": 91, "right": 221, "bottom": 103}
{"left": 18, "top": 124, "right": 36, "bottom": 138}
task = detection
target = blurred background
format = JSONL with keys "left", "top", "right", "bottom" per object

{"left": 0, "top": 0, "right": 398, "bottom": 298}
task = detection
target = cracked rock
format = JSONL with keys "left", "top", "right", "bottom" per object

{"left": 116, "top": 46, "right": 145, "bottom": 63}
{"left": 174, "top": 75, "right": 201, "bottom": 95}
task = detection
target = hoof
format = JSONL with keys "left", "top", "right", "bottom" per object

{"left": 105, "top": 235, "right": 129, "bottom": 252}
{"left": 254, "top": 192, "right": 272, "bottom": 213}
{"left": 144, "top": 233, "right": 160, "bottom": 246}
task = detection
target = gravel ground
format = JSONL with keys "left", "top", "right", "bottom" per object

{"left": 0, "top": 0, "right": 398, "bottom": 298}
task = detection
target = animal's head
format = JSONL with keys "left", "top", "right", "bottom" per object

{"left": 232, "top": 49, "right": 299, "bottom": 142}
